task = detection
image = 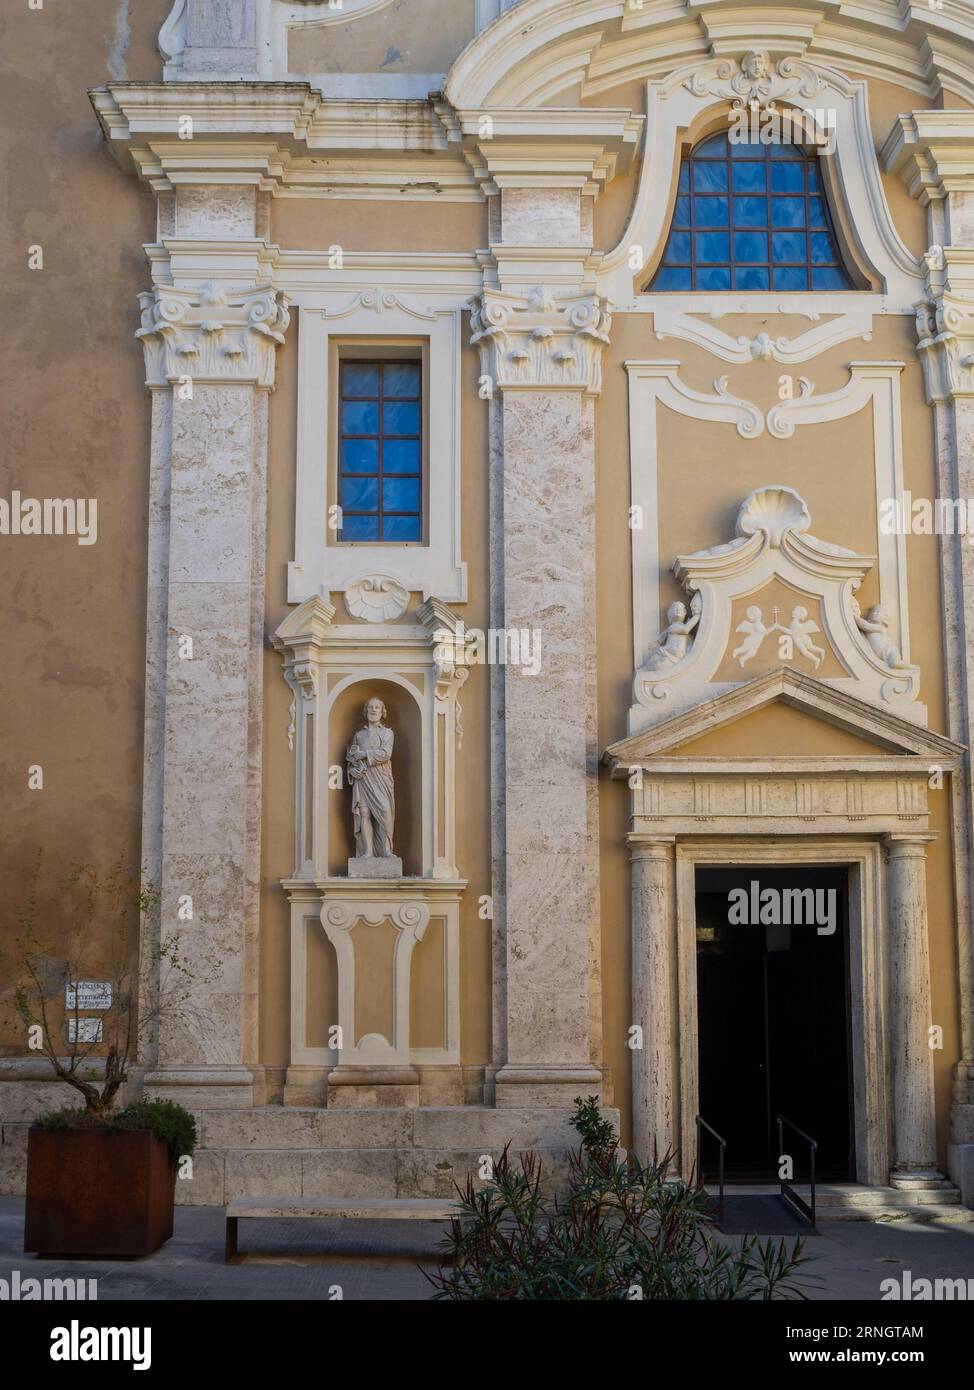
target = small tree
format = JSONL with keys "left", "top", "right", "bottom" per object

{"left": 3, "top": 849, "right": 213, "bottom": 1117}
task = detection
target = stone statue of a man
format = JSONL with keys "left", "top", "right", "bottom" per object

{"left": 346, "top": 697, "right": 396, "bottom": 860}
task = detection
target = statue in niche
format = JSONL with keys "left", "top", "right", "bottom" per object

{"left": 346, "top": 698, "right": 401, "bottom": 876}
{"left": 854, "top": 602, "right": 912, "bottom": 671}
{"left": 646, "top": 594, "right": 702, "bottom": 672}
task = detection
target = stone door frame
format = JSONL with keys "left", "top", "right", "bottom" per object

{"left": 671, "top": 836, "right": 889, "bottom": 1187}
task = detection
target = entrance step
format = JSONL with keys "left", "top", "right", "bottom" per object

{"left": 712, "top": 1183, "right": 974, "bottom": 1224}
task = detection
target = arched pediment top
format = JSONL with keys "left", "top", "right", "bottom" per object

{"left": 445, "top": 0, "right": 974, "bottom": 109}
{"left": 599, "top": 57, "right": 923, "bottom": 306}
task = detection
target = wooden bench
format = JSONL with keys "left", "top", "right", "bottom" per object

{"left": 224, "top": 1196, "right": 459, "bottom": 1261}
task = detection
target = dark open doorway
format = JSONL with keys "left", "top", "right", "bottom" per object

{"left": 695, "top": 865, "right": 855, "bottom": 1182}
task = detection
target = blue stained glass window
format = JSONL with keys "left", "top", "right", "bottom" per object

{"left": 650, "top": 135, "right": 852, "bottom": 292}
{"left": 338, "top": 360, "right": 423, "bottom": 543}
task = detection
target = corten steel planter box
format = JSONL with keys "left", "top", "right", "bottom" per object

{"left": 24, "top": 1128, "right": 176, "bottom": 1258}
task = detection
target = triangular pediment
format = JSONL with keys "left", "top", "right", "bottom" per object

{"left": 604, "top": 669, "right": 963, "bottom": 772}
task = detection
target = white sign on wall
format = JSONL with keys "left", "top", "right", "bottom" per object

{"left": 67, "top": 1018, "right": 103, "bottom": 1044}
{"left": 64, "top": 981, "right": 112, "bottom": 1011}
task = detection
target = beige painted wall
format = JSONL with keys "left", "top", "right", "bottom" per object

{"left": 0, "top": 1, "right": 172, "bottom": 1051}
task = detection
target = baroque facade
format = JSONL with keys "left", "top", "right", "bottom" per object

{"left": 3, "top": 0, "right": 974, "bottom": 1213}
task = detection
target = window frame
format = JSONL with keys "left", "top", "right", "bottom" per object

{"left": 329, "top": 338, "right": 430, "bottom": 550}
{"left": 650, "top": 131, "right": 854, "bottom": 295}
{"left": 337, "top": 356, "right": 425, "bottom": 545}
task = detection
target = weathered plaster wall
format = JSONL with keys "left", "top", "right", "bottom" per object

{"left": 286, "top": 0, "right": 476, "bottom": 76}
{"left": 0, "top": 1, "right": 172, "bottom": 1051}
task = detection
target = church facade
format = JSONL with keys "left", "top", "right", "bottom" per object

{"left": 3, "top": 0, "right": 974, "bottom": 1213}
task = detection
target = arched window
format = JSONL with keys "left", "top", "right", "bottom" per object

{"left": 650, "top": 132, "right": 852, "bottom": 292}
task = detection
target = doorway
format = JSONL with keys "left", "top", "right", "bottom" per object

{"left": 695, "top": 865, "right": 855, "bottom": 1181}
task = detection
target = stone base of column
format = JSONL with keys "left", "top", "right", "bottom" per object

{"left": 889, "top": 1168, "right": 949, "bottom": 1190}
{"left": 142, "top": 1067, "right": 254, "bottom": 1110}
{"left": 283, "top": 1065, "right": 329, "bottom": 1107}
{"left": 494, "top": 1064, "right": 603, "bottom": 1109}
{"left": 947, "top": 1144, "right": 974, "bottom": 1208}
{"left": 326, "top": 1066, "right": 420, "bottom": 1109}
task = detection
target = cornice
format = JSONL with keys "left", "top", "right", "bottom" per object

{"left": 882, "top": 111, "right": 974, "bottom": 202}
{"left": 91, "top": 84, "right": 642, "bottom": 201}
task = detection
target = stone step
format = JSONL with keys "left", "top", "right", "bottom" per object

{"left": 711, "top": 1183, "right": 973, "bottom": 1223}
{"left": 194, "top": 1106, "right": 603, "bottom": 1152}
{"left": 183, "top": 1144, "right": 577, "bottom": 1206}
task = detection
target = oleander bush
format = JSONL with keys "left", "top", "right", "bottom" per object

{"left": 428, "top": 1096, "right": 817, "bottom": 1301}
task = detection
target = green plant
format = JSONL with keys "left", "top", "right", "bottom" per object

{"left": 427, "top": 1104, "right": 819, "bottom": 1301}
{"left": 570, "top": 1094, "right": 618, "bottom": 1166}
{"left": 34, "top": 1100, "right": 197, "bottom": 1164}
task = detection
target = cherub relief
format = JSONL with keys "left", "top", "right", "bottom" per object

{"left": 646, "top": 595, "right": 702, "bottom": 672}
{"left": 732, "top": 605, "right": 773, "bottom": 667}
{"left": 854, "top": 603, "right": 911, "bottom": 670}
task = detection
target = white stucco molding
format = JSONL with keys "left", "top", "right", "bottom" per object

{"left": 626, "top": 361, "right": 911, "bottom": 693}
{"left": 137, "top": 281, "right": 290, "bottom": 387}
{"left": 606, "top": 667, "right": 962, "bottom": 774}
{"left": 627, "top": 484, "right": 926, "bottom": 730}
{"left": 444, "top": 0, "right": 974, "bottom": 110}
{"left": 284, "top": 878, "right": 463, "bottom": 1070}
{"left": 649, "top": 296, "right": 878, "bottom": 366}
{"left": 600, "top": 60, "right": 922, "bottom": 311}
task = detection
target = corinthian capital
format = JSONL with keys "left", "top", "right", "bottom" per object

{"left": 469, "top": 286, "right": 612, "bottom": 396}
{"left": 915, "top": 252, "right": 974, "bottom": 402}
{"left": 137, "top": 281, "right": 290, "bottom": 389}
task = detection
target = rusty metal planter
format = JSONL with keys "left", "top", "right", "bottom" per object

{"left": 24, "top": 1127, "right": 176, "bottom": 1258}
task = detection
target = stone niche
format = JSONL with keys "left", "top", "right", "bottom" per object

{"left": 273, "top": 590, "right": 467, "bottom": 1107}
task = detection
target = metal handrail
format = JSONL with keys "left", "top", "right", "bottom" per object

{"left": 695, "top": 1115, "right": 726, "bottom": 1227}
{"left": 777, "top": 1114, "right": 817, "bottom": 1228}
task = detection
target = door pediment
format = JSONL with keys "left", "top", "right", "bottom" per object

{"left": 604, "top": 669, "right": 961, "bottom": 837}
{"left": 605, "top": 667, "right": 963, "bottom": 771}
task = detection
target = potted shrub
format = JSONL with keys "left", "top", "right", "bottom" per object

{"left": 6, "top": 852, "right": 204, "bottom": 1258}
{"left": 25, "top": 1101, "right": 196, "bottom": 1257}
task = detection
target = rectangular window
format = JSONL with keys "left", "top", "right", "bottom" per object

{"left": 338, "top": 359, "right": 423, "bottom": 542}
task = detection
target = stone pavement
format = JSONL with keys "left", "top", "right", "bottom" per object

{"left": 3, "top": 1195, "right": 974, "bottom": 1301}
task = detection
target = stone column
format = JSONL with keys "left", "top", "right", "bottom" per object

{"left": 629, "top": 838, "right": 678, "bottom": 1166}
{"left": 137, "top": 248, "right": 289, "bottom": 1108}
{"left": 886, "top": 115, "right": 974, "bottom": 1196}
{"left": 885, "top": 833, "right": 944, "bottom": 1182}
{"left": 472, "top": 281, "right": 609, "bottom": 1108}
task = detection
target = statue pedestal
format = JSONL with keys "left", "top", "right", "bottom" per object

{"left": 348, "top": 855, "right": 403, "bottom": 880}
